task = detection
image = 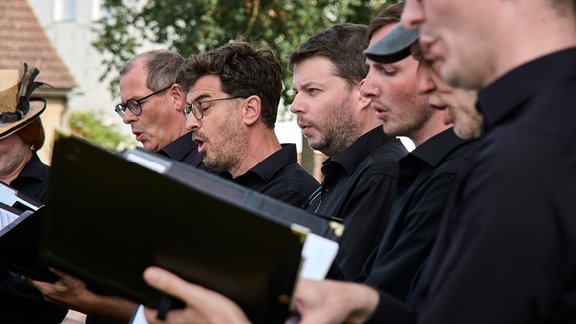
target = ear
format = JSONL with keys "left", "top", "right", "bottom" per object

{"left": 169, "top": 83, "right": 186, "bottom": 112}
{"left": 243, "top": 95, "right": 261, "bottom": 126}
{"left": 358, "top": 92, "right": 371, "bottom": 111}
{"left": 356, "top": 80, "right": 371, "bottom": 111}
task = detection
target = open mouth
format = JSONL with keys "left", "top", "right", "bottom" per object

{"left": 193, "top": 137, "right": 205, "bottom": 152}
{"left": 132, "top": 131, "right": 143, "bottom": 141}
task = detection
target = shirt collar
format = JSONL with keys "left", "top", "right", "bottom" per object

{"left": 17, "top": 153, "right": 47, "bottom": 182}
{"left": 477, "top": 48, "right": 576, "bottom": 132}
{"left": 326, "top": 127, "right": 394, "bottom": 175}
{"left": 241, "top": 143, "right": 298, "bottom": 182}
{"left": 408, "top": 128, "right": 469, "bottom": 168}
{"left": 157, "top": 132, "right": 195, "bottom": 161}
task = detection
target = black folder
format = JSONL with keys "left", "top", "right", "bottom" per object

{"left": 0, "top": 184, "right": 58, "bottom": 282}
{"left": 40, "top": 132, "right": 342, "bottom": 323}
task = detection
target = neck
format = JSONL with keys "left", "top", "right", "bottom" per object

{"left": 411, "top": 118, "right": 452, "bottom": 147}
{"left": 229, "top": 127, "right": 281, "bottom": 178}
{"left": 0, "top": 150, "right": 34, "bottom": 185}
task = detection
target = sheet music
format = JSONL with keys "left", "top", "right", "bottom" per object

{"left": 0, "top": 207, "right": 20, "bottom": 230}
{"left": 0, "top": 181, "right": 39, "bottom": 211}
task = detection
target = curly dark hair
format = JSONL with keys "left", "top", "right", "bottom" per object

{"left": 177, "top": 41, "right": 282, "bottom": 128}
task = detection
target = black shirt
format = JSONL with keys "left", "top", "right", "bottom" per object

{"left": 0, "top": 153, "right": 68, "bottom": 323}
{"left": 369, "top": 48, "right": 576, "bottom": 323}
{"left": 307, "top": 127, "right": 408, "bottom": 281}
{"left": 155, "top": 131, "right": 225, "bottom": 175}
{"left": 233, "top": 144, "right": 319, "bottom": 207}
{"left": 363, "top": 128, "right": 477, "bottom": 300}
{"left": 9, "top": 153, "right": 48, "bottom": 202}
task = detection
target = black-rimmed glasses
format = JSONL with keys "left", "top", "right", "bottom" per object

{"left": 183, "top": 97, "right": 245, "bottom": 120}
{"left": 115, "top": 86, "right": 171, "bottom": 118}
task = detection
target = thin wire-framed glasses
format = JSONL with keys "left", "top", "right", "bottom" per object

{"left": 183, "top": 96, "right": 245, "bottom": 120}
{"left": 115, "top": 86, "right": 171, "bottom": 118}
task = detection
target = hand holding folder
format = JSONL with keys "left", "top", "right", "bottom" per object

{"left": 40, "top": 132, "right": 343, "bottom": 323}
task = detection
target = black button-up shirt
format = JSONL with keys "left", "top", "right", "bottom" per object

{"left": 370, "top": 48, "right": 576, "bottom": 323}
{"left": 363, "top": 128, "right": 477, "bottom": 300}
{"left": 307, "top": 127, "right": 408, "bottom": 281}
{"left": 233, "top": 144, "right": 319, "bottom": 207}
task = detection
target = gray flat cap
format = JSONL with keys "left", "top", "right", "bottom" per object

{"left": 364, "top": 23, "right": 419, "bottom": 63}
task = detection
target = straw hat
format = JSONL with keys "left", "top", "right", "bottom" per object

{"left": 0, "top": 64, "right": 48, "bottom": 140}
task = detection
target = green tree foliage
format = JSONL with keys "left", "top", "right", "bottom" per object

{"left": 69, "top": 111, "right": 135, "bottom": 151}
{"left": 92, "top": 0, "right": 400, "bottom": 120}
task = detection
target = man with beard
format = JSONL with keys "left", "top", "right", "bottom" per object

{"left": 178, "top": 41, "right": 319, "bottom": 207}
{"left": 289, "top": 23, "right": 408, "bottom": 282}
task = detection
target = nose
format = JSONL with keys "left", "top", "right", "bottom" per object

{"left": 185, "top": 116, "right": 201, "bottom": 131}
{"left": 360, "top": 72, "right": 380, "bottom": 98}
{"left": 289, "top": 94, "right": 305, "bottom": 115}
{"left": 122, "top": 109, "right": 138, "bottom": 124}
{"left": 402, "top": 0, "right": 426, "bottom": 30}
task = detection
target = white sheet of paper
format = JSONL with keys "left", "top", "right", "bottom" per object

{"left": 0, "top": 182, "right": 38, "bottom": 211}
{"left": 130, "top": 304, "right": 147, "bottom": 324}
{"left": 299, "top": 232, "right": 339, "bottom": 280}
{"left": 0, "top": 208, "right": 20, "bottom": 230}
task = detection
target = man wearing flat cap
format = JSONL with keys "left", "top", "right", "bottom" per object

{"left": 291, "top": 4, "right": 482, "bottom": 322}
{"left": 0, "top": 65, "right": 68, "bottom": 323}
{"left": 352, "top": 4, "right": 478, "bottom": 302}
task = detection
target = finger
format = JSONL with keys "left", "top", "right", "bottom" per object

{"left": 143, "top": 306, "right": 162, "bottom": 324}
{"left": 47, "top": 267, "right": 68, "bottom": 278}
{"left": 143, "top": 267, "right": 196, "bottom": 301}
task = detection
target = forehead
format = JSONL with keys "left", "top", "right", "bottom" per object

{"left": 291, "top": 56, "right": 342, "bottom": 85}
{"left": 293, "top": 56, "right": 335, "bottom": 74}
{"left": 119, "top": 62, "right": 149, "bottom": 98}
{"left": 187, "top": 75, "right": 223, "bottom": 100}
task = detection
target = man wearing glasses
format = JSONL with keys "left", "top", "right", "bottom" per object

{"left": 177, "top": 41, "right": 320, "bottom": 208}
{"left": 114, "top": 49, "right": 215, "bottom": 171}
{"left": 31, "top": 49, "right": 224, "bottom": 323}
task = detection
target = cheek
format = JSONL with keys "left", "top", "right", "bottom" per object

{"left": 388, "top": 82, "right": 417, "bottom": 106}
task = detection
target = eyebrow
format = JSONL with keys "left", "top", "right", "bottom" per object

{"left": 189, "top": 93, "right": 212, "bottom": 102}
{"left": 292, "top": 80, "right": 317, "bottom": 91}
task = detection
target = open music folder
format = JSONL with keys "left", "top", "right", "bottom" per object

{"left": 0, "top": 182, "right": 58, "bottom": 282}
{"left": 40, "top": 131, "right": 342, "bottom": 323}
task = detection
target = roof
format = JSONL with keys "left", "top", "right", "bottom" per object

{"left": 0, "top": 0, "right": 77, "bottom": 90}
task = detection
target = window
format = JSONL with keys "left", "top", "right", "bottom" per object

{"left": 54, "top": 0, "right": 76, "bottom": 22}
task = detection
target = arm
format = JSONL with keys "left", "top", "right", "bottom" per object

{"left": 142, "top": 266, "right": 250, "bottom": 324}
{"left": 28, "top": 269, "right": 136, "bottom": 321}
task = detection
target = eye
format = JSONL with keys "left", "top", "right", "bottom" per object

{"left": 373, "top": 64, "right": 398, "bottom": 76}
{"left": 307, "top": 87, "right": 320, "bottom": 94}
{"left": 197, "top": 101, "right": 211, "bottom": 112}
